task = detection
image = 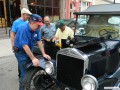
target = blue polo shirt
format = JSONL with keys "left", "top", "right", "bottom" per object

{"left": 14, "top": 22, "right": 41, "bottom": 51}
{"left": 11, "top": 18, "right": 27, "bottom": 33}
{"left": 41, "top": 23, "right": 56, "bottom": 39}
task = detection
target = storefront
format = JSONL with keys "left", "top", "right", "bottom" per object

{"left": 28, "top": 0, "right": 60, "bottom": 22}
{"left": 4, "top": 0, "right": 60, "bottom": 26}
{"left": 0, "top": 0, "right": 21, "bottom": 26}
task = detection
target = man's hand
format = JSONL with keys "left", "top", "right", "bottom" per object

{"left": 32, "top": 57, "right": 39, "bottom": 67}
{"left": 43, "top": 54, "right": 51, "bottom": 60}
{"left": 52, "top": 36, "right": 59, "bottom": 42}
{"left": 46, "top": 39, "right": 50, "bottom": 42}
{"left": 52, "top": 36, "right": 56, "bottom": 42}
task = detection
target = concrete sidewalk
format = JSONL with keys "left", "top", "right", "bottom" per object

{"left": 0, "top": 27, "right": 10, "bottom": 39}
{"left": 0, "top": 38, "right": 13, "bottom": 57}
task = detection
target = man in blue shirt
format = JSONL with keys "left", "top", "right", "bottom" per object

{"left": 11, "top": 8, "right": 32, "bottom": 46}
{"left": 41, "top": 16, "right": 57, "bottom": 59}
{"left": 10, "top": 8, "right": 32, "bottom": 77}
{"left": 14, "top": 14, "right": 51, "bottom": 90}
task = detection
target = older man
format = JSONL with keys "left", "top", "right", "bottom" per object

{"left": 41, "top": 16, "right": 56, "bottom": 59}
{"left": 11, "top": 8, "right": 32, "bottom": 46}
{"left": 53, "top": 20, "right": 74, "bottom": 48}
{"left": 10, "top": 8, "right": 32, "bottom": 77}
{"left": 13, "top": 14, "right": 51, "bottom": 90}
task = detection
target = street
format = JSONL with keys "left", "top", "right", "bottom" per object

{"left": 0, "top": 55, "right": 19, "bottom": 90}
{"left": 0, "top": 38, "right": 19, "bottom": 90}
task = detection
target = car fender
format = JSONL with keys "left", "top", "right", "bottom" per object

{"left": 108, "top": 67, "right": 120, "bottom": 79}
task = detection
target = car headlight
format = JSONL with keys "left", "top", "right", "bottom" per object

{"left": 81, "top": 75, "right": 98, "bottom": 90}
{"left": 45, "top": 61, "right": 54, "bottom": 75}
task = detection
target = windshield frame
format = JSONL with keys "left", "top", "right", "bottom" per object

{"left": 74, "top": 14, "right": 120, "bottom": 40}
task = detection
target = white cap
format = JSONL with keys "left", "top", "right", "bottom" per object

{"left": 21, "top": 8, "right": 32, "bottom": 15}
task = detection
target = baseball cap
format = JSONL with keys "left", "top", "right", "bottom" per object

{"left": 21, "top": 8, "right": 32, "bottom": 15}
{"left": 30, "top": 14, "right": 44, "bottom": 26}
{"left": 57, "top": 20, "right": 65, "bottom": 28}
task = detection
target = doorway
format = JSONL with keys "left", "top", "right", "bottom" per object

{"left": 0, "top": 1, "right": 4, "bottom": 18}
{"left": 10, "top": 0, "right": 20, "bottom": 21}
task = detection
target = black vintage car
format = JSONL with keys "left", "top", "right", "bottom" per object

{"left": 23, "top": 4, "right": 120, "bottom": 90}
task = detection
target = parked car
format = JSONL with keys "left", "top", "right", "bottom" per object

{"left": 56, "top": 4, "right": 120, "bottom": 90}
{"left": 23, "top": 4, "right": 120, "bottom": 90}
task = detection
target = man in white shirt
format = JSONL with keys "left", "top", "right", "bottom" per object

{"left": 53, "top": 20, "right": 74, "bottom": 48}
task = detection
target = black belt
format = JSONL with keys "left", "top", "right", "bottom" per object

{"left": 13, "top": 46, "right": 25, "bottom": 53}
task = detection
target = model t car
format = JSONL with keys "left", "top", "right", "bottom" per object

{"left": 23, "top": 4, "right": 120, "bottom": 90}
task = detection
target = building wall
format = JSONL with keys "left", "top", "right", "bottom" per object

{"left": 63, "top": 0, "right": 93, "bottom": 19}
{"left": 65, "top": 0, "right": 80, "bottom": 19}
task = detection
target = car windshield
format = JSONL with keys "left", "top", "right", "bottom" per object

{"left": 75, "top": 15, "right": 120, "bottom": 40}
{"left": 68, "top": 18, "right": 87, "bottom": 27}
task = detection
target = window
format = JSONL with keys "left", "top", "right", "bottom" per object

{"left": 45, "top": 0, "right": 52, "bottom": 6}
{"left": 28, "top": 5, "right": 36, "bottom": 13}
{"left": 53, "top": 8, "right": 59, "bottom": 21}
{"left": 80, "top": 1, "right": 88, "bottom": 11}
{"left": 37, "top": 0, "right": 44, "bottom": 6}
{"left": 53, "top": 0, "right": 59, "bottom": 7}
{"left": 28, "top": 0, "right": 36, "bottom": 5}
{"left": 28, "top": 0, "right": 60, "bottom": 22}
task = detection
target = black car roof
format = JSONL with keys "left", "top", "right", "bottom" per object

{"left": 74, "top": 4, "right": 120, "bottom": 15}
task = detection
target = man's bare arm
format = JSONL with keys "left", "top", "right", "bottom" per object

{"left": 22, "top": 45, "right": 39, "bottom": 67}
{"left": 10, "top": 32, "right": 16, "bottom": 46}
{"left": 41, "top": 36, "right": 50, "bottom": 42}
{"left": 37, "top": 41, "right": 45, "bottom": 56}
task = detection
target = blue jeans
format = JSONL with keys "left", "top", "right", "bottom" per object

{"left": 15, "top": 52, "right": 31, "bottom": 90}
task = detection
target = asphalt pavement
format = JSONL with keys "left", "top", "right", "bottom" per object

{"left": 0, "top": 27, "right": 19, "bottom": 90}
{"left": 0, "top": 38, "right": 13, "bottom": 57}
{"left": 0, "top": 55, "right": 19, "bottom": 90}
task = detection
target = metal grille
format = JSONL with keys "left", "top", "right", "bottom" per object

{"left": 57, "top": 54, "right": 84, "bottom": 89}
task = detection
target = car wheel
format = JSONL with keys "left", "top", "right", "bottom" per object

{"left": 22, "top": 67, "right": 55, "bottom": 90}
